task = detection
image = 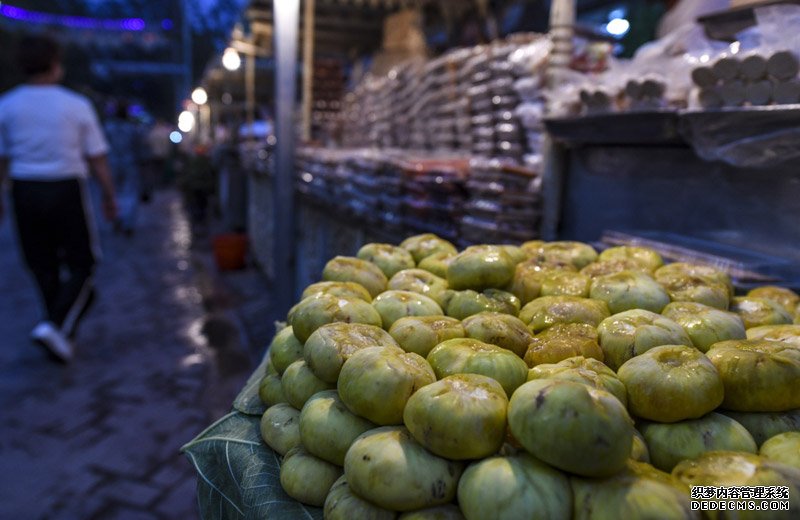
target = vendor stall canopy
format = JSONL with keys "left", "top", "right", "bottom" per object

{"left": 245, "top": 0, "right": 628, "bottom": 56}
{"left": 246, "top": 0, "right": 404, "bottom": 57}
{"left": 201, "top": 0, "right": 628, "bottom": 113}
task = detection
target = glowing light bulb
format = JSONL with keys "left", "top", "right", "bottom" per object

{"left": 178, "top": 111, "right": 195, "bottom": 132}
{"left": 606, "top": 18, "right": 630, "bottom": 37}
{"left": 222, "top": 47, "right": 241, "bottom": 71}
{"left": 191, "top": 87, "right": 208, "bottom": 106}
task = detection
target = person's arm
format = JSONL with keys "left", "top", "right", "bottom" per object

{"left": 79, "top": 99, "right": 117, "bottom": 221}
{"left": 0, "top": 157, "right": 8, "bottom": 223}
{"left": 86, "top": 154, "right": 118, "bottom": 221}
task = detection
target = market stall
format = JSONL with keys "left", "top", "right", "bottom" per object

{"left": 542, "top": 1, "right": 800, "bottom": 289}
{"left": 545, "top": 110, "right": 800, "bottom": 288}
{"left": 201, "top": 0, "right": 800, "bottom": 300}
{"left": 183, "top": 2, "right": 800, "bottom": 517}
{"left": 238, "top": 17, "right": 553, "bottom": 303}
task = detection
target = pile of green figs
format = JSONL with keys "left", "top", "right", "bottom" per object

{"left": 257, "top": 234, "right": 800, "bottom": 519}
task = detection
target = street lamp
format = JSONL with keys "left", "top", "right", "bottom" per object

{"left": 191, "top": 87, "right": 208, "bottom": 105}
{"left": 190, "top": 87, "right": 211, "bottom": 143}
{"left": 222, "top": 47, "right": 241, "bottom": 71}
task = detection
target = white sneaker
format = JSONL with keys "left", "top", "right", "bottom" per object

{"left": 31, "top": 322, "right": 74, "bottom": 363}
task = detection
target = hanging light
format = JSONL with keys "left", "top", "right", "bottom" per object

{"left": 606, "top": 18, "right": 630, "bottom": 37}
{"left": 191, "top": 87, "right": 208, "bottom": 105}
{"left": 178, "top": 110, "right": 195, "bottom": 132}
{"left": 222, "top": 47, "right": 241, "bottom": 71}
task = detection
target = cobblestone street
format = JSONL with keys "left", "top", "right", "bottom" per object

{"left": 0, "top": 191, "right": 266, "bottom": 519}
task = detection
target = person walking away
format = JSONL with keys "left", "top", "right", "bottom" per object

{"left": 177, "top": 144, "right": 216, "bottom": 234}
{"left": 0, "top": 35, "right": 117, "bottom": 363}
{"left": 145, "top": 119, "right": 172, "bottom": 193}
{"left": 104, "top": 100, "right": 141, "bottom": 236}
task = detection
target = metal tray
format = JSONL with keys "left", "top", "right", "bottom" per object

{"left": 544, "top": 110, "right": 682, "bottom": 145}
{"left": 600, "top": 230, "right": 800, "bottom": 290}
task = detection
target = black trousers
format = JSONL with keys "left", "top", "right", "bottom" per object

{"left": 11, "top": 178, "right": 98, "bottom": 337}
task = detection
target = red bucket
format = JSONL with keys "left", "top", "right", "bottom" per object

{"left": 212, "top": 233, "right": 249, "bottom": 271}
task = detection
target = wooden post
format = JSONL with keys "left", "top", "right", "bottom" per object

{"left": 547, "top": 0, "right": 575, "bottom": 89}
{"left": 541, "top": 0, "right": 576, "bottom": 240}
{"left": 302, "top": 0, "right": 316, "bottom": 142}
{"left": 245, "top": 51, "right": 256, "bottom": 137}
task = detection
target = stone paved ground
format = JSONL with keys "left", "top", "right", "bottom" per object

{"left": 0, "top": 191, "right": 269, "bottom": 519}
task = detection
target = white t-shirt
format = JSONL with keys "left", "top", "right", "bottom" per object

{"left": 0, "top": 84, "right": 109, "bottom": 180}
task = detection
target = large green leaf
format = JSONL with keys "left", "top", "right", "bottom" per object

{"left": 233, "top": 351, "right": 270, "bottom": 416}
{"left": 182, "top": 412, "right": 323, "bottom": 520}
